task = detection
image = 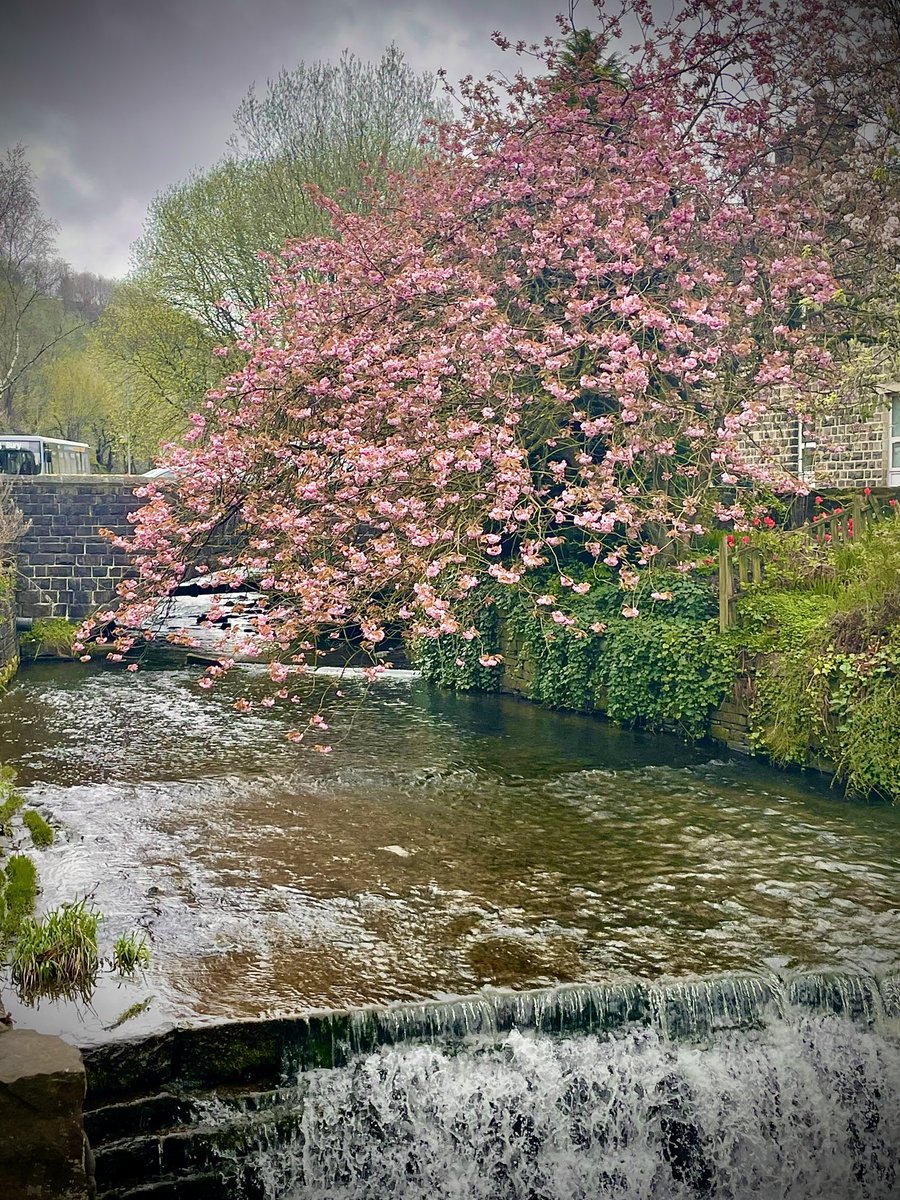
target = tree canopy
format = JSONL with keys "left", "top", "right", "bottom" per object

{"left": 94, "top": 1, "right": 900, "bottom": 739}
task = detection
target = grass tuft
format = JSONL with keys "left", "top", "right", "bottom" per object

{"left": 112, "top": 931, "right": 151, "bottom": 975}
{"left": 11, "top": 898, "right": 99, "bottom": 998}
{"left": 22, "top": 809, "right": 54, "bottom": 848}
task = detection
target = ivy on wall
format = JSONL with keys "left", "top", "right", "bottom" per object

{"left": 415, "top": 570, "right": 736, "bottom": 742}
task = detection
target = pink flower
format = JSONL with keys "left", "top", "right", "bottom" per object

{"left": 478, "top": 653, "right": 503, "bottom": 667}
{"left": 621, "top": 606, "right": 640, "bottom": 618}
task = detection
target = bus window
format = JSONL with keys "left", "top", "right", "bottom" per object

{"left": 0, "top": 441, "right": 40, "bottom": 475}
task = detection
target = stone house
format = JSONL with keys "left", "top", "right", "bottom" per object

{"left": 741, "top": 384, "right": 900, "bottom": 491}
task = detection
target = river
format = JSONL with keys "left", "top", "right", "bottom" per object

{"left": 0, "top": 659, "right": 898, "bottom": 1045}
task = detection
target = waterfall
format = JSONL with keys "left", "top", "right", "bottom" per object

{"left": 282, "top": 1016, "right": 899, "bottom": 1200}
{"left": 84, "top": 971, "right": 900, "bottom": 1200}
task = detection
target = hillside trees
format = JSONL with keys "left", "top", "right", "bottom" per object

{"left": 96, "top": 2, "right": 900, "bottom": 732}
{"left": 0, "top": 144, "right": 70, "bottom": 426}
{"left": 134, "top": 46, "right": 450, "bottom": 339}
{"left": 99, "top": 46, "right": 449, "bottom": 459}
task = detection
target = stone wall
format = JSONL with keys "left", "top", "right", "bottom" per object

{"left": 0, "top": 562, "right": 17, "bottom": 688}
{"left": 7, "top": 477, "right": 141, "bottom": 620}
{"left": 740, "top": 405, "right": 890, "bottom": 490}
{"left": 0, "top": 1029, "right": 90, "bottom": 1199}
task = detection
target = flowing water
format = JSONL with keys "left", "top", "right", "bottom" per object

{"left": 271, "top": 1015, "right": 900, "bottom": 1200}
{"left": 4, "top": 660, "right": 900, "bottom": 1198}
{"left": 1, "top": 660, "right": 898, "bottom": 1047}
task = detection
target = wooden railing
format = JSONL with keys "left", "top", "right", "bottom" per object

{"left": 718, "top": 493, "right": 897, "bottom": 631}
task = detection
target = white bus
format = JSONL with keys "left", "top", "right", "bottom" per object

{"left": 0, "top": 435, "right": 92, "bottom": 476}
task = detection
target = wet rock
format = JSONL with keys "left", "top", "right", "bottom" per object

{"left": 0, "top": 1027, "right": 89, "bottom": 1198}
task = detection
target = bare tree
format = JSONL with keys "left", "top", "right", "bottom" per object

{"left": 0, "top": 144, "right": 69, "bottom": 424}
{"left": 0, "top": 476, "right": 29, "bottom": 559}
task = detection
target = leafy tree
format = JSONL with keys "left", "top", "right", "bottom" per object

{"left": 93, "top": 282, "right": 222, "bottom": 445}
{"left": 96, "top": 2, "right": 899, "bottom": 742}
{"left": 134, "top": 45, "right": 450, "bottom": 339}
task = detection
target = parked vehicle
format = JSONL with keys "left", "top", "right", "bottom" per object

{"left": 0, "top": 435, "right": 92, "bottom": 476}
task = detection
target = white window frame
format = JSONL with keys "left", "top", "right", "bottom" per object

{"left": 797, "top": 418, "right": 817, "bottom": 482}
{"left": 885, "top": 386, "right": 900, "bottom": 488}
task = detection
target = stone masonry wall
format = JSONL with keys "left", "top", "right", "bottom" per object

{"left": 739, "top": 405, "right": 889, "bottom": 489}
{"left": 0, "top": 562, "right": 18, "bottom": 688}
{"left": 7, "top": 476, "right": 142, "bottom": 621}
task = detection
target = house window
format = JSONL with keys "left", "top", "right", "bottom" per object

{"left": 890, "top": 394, "right": 900, "bottom": 487}
{"left": 797, "top": 418, "right": 817, "bottom": 481}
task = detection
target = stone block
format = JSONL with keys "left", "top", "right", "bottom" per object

{"left": 0, "top": 1028, "right": 89, "bottom": 1199}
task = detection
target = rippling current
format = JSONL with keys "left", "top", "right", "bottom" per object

{"left": 0, "top": 660, "right": 898, "bottom": 1043}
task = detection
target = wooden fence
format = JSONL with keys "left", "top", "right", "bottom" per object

{"left": 718, "top": 493, "right": 896, "bottom": 632}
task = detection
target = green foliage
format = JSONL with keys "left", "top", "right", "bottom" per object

{"left": 1, "top": 855, "right": 38, "bottom": 944}
{"left": 745, "top": 521, "right": 900, "bottom": 800}
{"left": 733, "top": 588, "right": 834, "bottom": 654}
{"left": 112, "top": 931, "right": 151, "bottom": 975}
{"left": 11, "top": 898, "right": 99, "bottom": 997}
{"left": 419, "top": 570, "right": 731, "bottom": 740}
{"left": 414, "top": 599, "right": 502, "bottom": 691}
{"left": 22, "top": 809, "right": 53, "bottom": 848}
{"left": 599, "top": 618, "right": 736, "bottom": 738}
{"left": 20, "top": 617, "right": 78, "bottom": 657}
{"left": 0, "top": 765, "right": 24, "bottom": 835}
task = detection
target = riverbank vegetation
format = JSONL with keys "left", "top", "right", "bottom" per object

{"left": 0, "top": 761, "right": 150, "bottom": 1005}
{"left": 416, "top": 502, "right": 900, "bottom": 802}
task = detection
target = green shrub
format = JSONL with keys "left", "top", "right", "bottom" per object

{"left": 20, "top": 618, "right": 78, "bottom": 658}
{"left": 599, "top": 618, "right": 736, "bottom": 739}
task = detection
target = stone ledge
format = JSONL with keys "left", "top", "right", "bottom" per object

{"left": 0, "top": 1028, "right": 90, "bottom": 1199}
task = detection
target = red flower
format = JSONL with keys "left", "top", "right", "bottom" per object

{"left": 726, "top": 535, "right": 735, "bottom": 546}
{"left": 824, "top": 533, "right": 832, "bottom": 542}
{"left": 891, "top": 499, "right": 898, "bottom": 507}
{"left": 753, "top": 517, "right": 760, "bottom": 526}
{"left": 864, "top": 487, "right": 872, "bottom": 496}
{"left": 741, "top": 535, "right": 750, "bottom": 544}
{"left": 834, "top": 507, "right": 842, "bottom": 514}
{"left": 763, "top": 516, "right": 776, "bottom": 528}
{"left": 815, "top": 496, "right": 824, "bottom": 505}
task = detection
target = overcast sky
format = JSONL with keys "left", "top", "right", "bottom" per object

{"left": 1, "top": 0, "right": 575, "bottom": 279}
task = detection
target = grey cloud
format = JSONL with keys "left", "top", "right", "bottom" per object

{"left": 1, "top": 0, "right": 569, "bottom": 276}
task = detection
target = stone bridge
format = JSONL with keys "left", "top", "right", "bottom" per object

{"left": 7, "top": 476, "right": 142, "bottom": 621}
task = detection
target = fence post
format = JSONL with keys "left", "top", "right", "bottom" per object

{"left": 719, "top": 537, "right": 732, "bottom": 632}
{"left": 851, "top": 496, "right": 863, "bottom": 540}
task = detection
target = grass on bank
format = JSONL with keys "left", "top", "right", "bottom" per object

{"left": 1, "top": 760, "right": 152, "bottom": 1001}
{"left": 11, "top": 898, "right": 99, "bottom": 997}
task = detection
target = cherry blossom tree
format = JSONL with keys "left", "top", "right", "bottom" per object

{"left": 85, "top": 1, "right": 899, "bottom": 736}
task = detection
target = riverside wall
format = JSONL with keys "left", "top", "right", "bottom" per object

{"left": 0, "top": 562, "right": 18, "bottom": 689}
{"left": 7, "top": 476, "right": 141, "bottom": 621}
